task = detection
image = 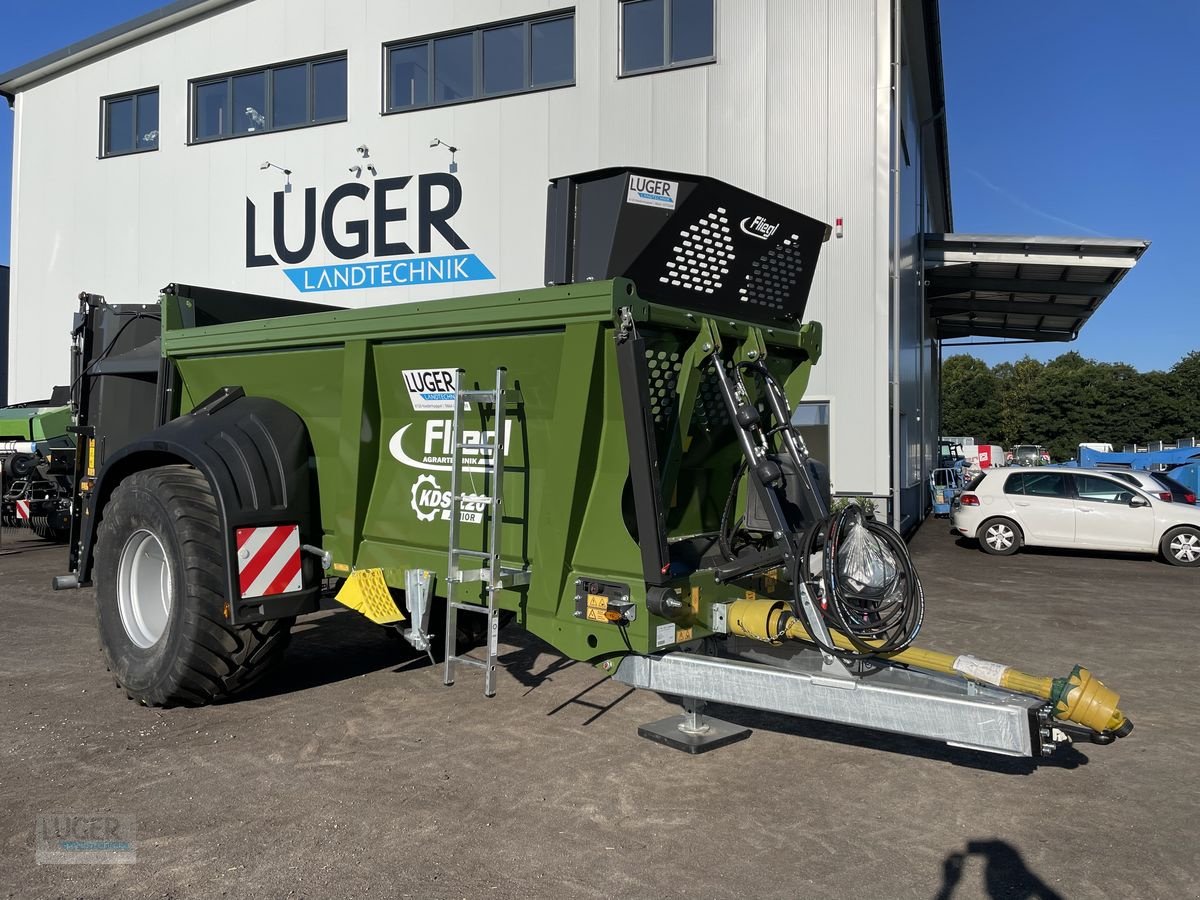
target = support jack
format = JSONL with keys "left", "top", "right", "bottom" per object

{"left": 636, "top": 698, "right": 751, "bottom": 754}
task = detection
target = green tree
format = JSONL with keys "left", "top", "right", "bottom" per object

{"left": 1168, "top": 352, "right": 1200, "bottom": 438}
{"left": 940, "top": 355, "right": 1000, "bottom": 440}
{"left": 941, "top": 350, "right": 1192, "bottom": 461}
{"left": 994, "top": 356, "right": 1045, "bottom": 447}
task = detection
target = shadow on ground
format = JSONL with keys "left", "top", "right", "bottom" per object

{"left": 934, "top": 839, "right": 1065, "bottom": 899}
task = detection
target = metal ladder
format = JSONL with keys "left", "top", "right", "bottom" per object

{"left": 443, "top": 367, "right": 530, "bottom": 697}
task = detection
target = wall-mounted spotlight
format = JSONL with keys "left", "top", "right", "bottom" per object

{"left": 430, "top": 137, "right": 459, "bottom": 173}
{"left": 260, "top": 160, "right": 292, "bottom": 193}
{"left": 356, "top": 144, "right": 370, "bottom": 158}
{"left": 349, "top": 165, "right": 362, "bottom": 178}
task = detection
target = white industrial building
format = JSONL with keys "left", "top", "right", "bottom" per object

{"left": 0, "top": 0, "right": 1146, "bottom": 530}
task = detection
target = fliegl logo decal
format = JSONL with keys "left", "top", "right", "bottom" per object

{"left": 245, "top": 171, "right": 494, "bottom": 292}
{"left": 739, "top": 215, "right": 779, "bottom": 240}
{"left": 410, "top": 474, "right": 490, "bottom": 524}
{"left": 389, "top": 419, "right": 513, "bottom": 473}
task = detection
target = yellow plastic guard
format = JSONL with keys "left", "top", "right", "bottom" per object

{"left": 335, "top": 569, "right": 406, "bottom": 624}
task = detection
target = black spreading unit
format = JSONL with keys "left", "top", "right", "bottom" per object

{"left": 545, "top": 167, "right": 831, "bottom": 327}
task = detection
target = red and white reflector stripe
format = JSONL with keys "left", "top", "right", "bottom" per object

{"left": 236, "top": 525, "right": 302, "bottom": 598}
{"left": 15, "top": 499, "right": 31, "bottom": 521}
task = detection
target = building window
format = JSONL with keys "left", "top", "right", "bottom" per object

{"left": 620, "top": 0, "right": 715, "bottom": 76}
{"left": 384, "top": 11, "right": 575, "bottom": 113}
{"left": 101, "top": 88, "right": 159, "bottom": 157}
{"left": 792, "top": 401, "right": 830, "bottom": 472}
{"left": 190, "top": 53, "right": 347, "bottom": 142}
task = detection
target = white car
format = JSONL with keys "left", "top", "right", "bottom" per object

{"left": 951, "top": 466, "right": 1200, "bottom": 567}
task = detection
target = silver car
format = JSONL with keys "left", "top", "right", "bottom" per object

{"left": 1102, "top": 468, "right": 1197, "bottom": 505}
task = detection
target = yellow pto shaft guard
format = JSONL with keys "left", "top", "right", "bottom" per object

{"left": 726, "top": 598, "right": 1129, "bottom": 737}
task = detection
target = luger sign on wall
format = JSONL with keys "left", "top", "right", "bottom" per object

{"left": 244, "top": 171, "right": 495, "bottom": 293}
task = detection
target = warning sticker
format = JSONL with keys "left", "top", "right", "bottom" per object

{"left": 655, "top": 622, "right": 676, "bottom": 648}
{"left": 676, "top": 627, "right": 694, "bottom": 643}
{"left": 952, "top": 654, "right": 1010, "bottom": 687}
{"left": 586, "top": 594, "right": 608, "bottom": 610}
{"left": 586, "top": 608, "right": 609, "bottom": 623}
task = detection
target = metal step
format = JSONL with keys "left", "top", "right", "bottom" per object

{"left": 448, "top": 566, "right": 531, "bottom": 588}
{"left": 451, "top": 548, "right": 492, "bottom": 559}
{"left": 450, "top": 601, "right": 490, "bottom": 614}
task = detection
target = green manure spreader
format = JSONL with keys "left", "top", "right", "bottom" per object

{"left": 1, "top": 392, "right": 74, "bottom": 541}
{"left": 55, "top": 168, "right": 1130, "bottom": 758}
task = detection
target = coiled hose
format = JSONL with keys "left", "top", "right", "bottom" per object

{"left": 792, "top": 503, "right": 925, "bottom": 658}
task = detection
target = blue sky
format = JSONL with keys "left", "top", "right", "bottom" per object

{"left": 940, "top": 1, "right": 1200, "bottom": 372}
{"left": 1, "top": 2, "right": 1197, "bottom": 372}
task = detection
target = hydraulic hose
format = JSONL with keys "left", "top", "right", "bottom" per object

{"left": 726, "top": 597, "right": 1132, "bottom": 737}
{"left": 793, "top": 503, "right": 924, "bottom": 657}
{"left": 716, "top": 358, "right": 924, "bottom": 657}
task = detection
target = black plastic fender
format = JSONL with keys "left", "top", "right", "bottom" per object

{"left": 77, "top": 387, "right": 322, "bottom": 624}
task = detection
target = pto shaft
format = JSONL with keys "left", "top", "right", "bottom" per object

{"left": 726, "top": 598, "right": 1131, "bottom": 737}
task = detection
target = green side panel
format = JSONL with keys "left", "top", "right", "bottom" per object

{"left": 0, "top": 405, "right": 71, "bottom": 442}
{"left": 164, "top": 279, "right": 821, "bottom": 663}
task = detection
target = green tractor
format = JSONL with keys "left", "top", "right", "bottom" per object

{"left": 0, "top": 390, "right": 75, "bottom": 541}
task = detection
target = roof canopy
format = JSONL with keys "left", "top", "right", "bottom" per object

{"left": 923, "top": 234, "right": 1149, "bottom": 343}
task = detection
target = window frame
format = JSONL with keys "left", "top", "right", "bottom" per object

{"left": 100, "top": 86, "right": 160, "bottom": 158}
{"left": 618, "top": 0, "right": 717, "bottom": 78}
{"left": 1072, "top": 473, "right": 1138, "bottom": 505}
{"left": 382, "top": 9, "right": 576, "bottom": 115}
{"left": 1022, "top": 471, "right": 1072, "bottom": 499}
{"left": 188, "top": 51, "right": 348, "bottom": 145}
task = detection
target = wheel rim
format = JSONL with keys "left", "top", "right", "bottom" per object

{"left": 117, "top": 529, "right": 173, "bottom": 648}
{"left": 986, "top": 523, "right": 1014, "bottom": 551}
{"left": 1170, "top": 532, "right": 1200, "bottom": 563}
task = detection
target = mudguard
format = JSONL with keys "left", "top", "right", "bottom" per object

{"left": 78, "top": 388, "right": 322, "bottom": 624}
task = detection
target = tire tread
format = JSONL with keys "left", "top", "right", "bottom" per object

{"left": 95, "top": 465, "right": 293, "bottom": 707}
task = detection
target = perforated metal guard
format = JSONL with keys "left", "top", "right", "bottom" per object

{"left": 545, "top": 167, "right": 831, "bottom": 327}
{"left": 660, "top": 210, "right": 735, "bottom": 295}
{"left": 646, "top": 349, "right": 682, "bottom": 424}
{"left": 645, "top": 347, "right": 732, "bottom": 434}
{"left": 695, "top": 364, "right": 733, "bottom": 432}
{"left": 739, "top": 233, "right": 806, "bottom": 313}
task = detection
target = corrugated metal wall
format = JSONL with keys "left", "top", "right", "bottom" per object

{"left": 5, "top": 0, "right": 930, "bottom": 503}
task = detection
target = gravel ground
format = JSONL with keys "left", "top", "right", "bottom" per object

{"left": 1, "top": 520, "right": 1197, "bottom": 899}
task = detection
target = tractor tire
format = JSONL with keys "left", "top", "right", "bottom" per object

{"left": 30, "top": 515, "right": 70, "bottom": 543}
{"left": 93, "top": 465, "right": 292, "bottom": 706}
{"left": 977, "top": 517, "right": 1021, "bottom": 556}
{"left": 1160, "top": 525, "right": 1200, "bottom": 567}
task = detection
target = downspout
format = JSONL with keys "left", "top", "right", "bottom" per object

{"left": 918, "top": 106, "right": 946, "bottom": 513}
{"left": 889, "top": 0, "right": 903, "bottom": 532}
